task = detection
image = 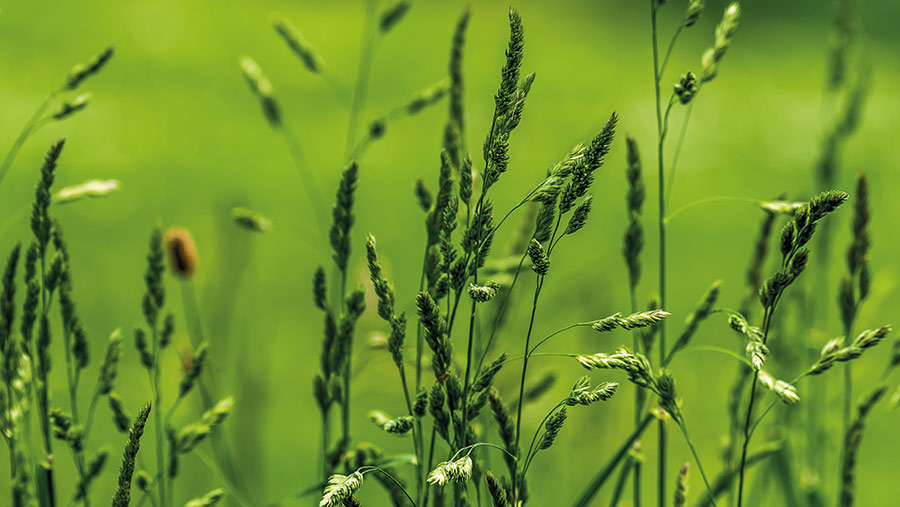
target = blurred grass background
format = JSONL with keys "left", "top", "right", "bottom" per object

{"left": 0, "top": 0, "right": 898, "bottom": 504}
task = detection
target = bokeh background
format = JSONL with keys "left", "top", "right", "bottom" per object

{"left": 0, "top": 0, "right": 898, "bottom": 505}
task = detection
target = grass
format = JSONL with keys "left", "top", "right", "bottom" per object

{"left": 0, "top": 0, "right": 899, "bottom": 506}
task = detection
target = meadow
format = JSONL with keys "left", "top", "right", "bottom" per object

{"left": 0, "top": 0, "right": 899, "bottom": 506}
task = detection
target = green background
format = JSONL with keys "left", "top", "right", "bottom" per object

{"left": 0, "top": 0, "right": 898, "bottom": 505}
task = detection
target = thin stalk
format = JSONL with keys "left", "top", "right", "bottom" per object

{"left": 573, "top": 413, "right": 654, "bottom": 507}
{"left": 511, "top": 277, "right": 543, "bottom": 504}
{"left": 320, "top": 411, "right": 330, "bottom": 480}
{"left": 37, "top": 253, "right": 57, "bottom": 507}
{"left": 396, "top": 364, "right": 423, "bottom": 504}
{"left": 664, "top": 102, "right": 695, "bottom": 209}
{"left": 521, "top": 401, "right": 565, "bottom": 476}
{"left": 150, "top": 322, "right": 167, "bottom": 507}
{"left": 674, "top": 418, "right": 717, "bottom": 506}
{"left": 344, "top": 0, "right": 378, "bottom": 161}
{"left": 736, "top": 306, "right": 774, "bottom": 507}
{"left": 473, "top": 253, "right": 527, "bottom": 375}
{"left": 6, "top": 377, "right": 16, "bottom": 502}
{"left": 279, "top": 121, "right": 327, "bottom": 237}
{"left": 610, "top": 456, "right": 638, "bottom": 507}
{"left": 650, "top": 3, "right": 668, "bottom": 504}
{"left": 629, "top": 283, "right": 643, "bottom": 507}
{"left": 0, "top": 90, "right": 59, "bottom": 190}
{"left": 61, "top": 322, "right": 90, "bottom": 507}
{"left": 339, "top": 267, "right": 350, "bottom": 455}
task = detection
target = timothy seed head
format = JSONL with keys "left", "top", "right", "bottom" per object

{"left": 164, "top": 227, "right": 198, "bottom": 278}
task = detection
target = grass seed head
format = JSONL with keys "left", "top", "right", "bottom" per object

{"left": 164, "top": 227, "right": 198, "bottom": 278}
{"left": 271, "top": 13, "right": 324, "bottom": 73}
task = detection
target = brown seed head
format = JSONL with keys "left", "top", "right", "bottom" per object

{"left": 164, "top": 227, "right": 198, "bottom": 278}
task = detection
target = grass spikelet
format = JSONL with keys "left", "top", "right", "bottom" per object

{"left": 807, "top": 326, "right": 891, "bottom": 375}
{"left": 164, "top": 227, "right": 198, "bottom": 278}
{"left": 65, "top": 46, "right": 114, "bottom": 90}
{"left": 591, "top": 309, "right": 670, "bottom": 332}
{"left": 468, "top": 281, "right": 501, "bottom": 303}
{"left": 98, "top": 328, "right": 123, "bottom": 395}
{"left": 320, "top": 471, "right": 364, "bottom": 507}
{"left": 31, "top": 138, "right": 65, "bottom": 254}
{"left": 756, "top": 370, "right": 799, "bottom": 404}
{"left": 109, "top": 392, "right": 131, "bottom": 432}
{"left": 175, "top": 396, "right": 234, "bottom": 453}
{"left": 727, "top": 313, "right": 767, "bottom": 370}
{"left": 565, "top": 377, "right": 618, "bottom": 406}
{"left": 526, "top": 239, "right": 549, "bottom": 276}
{"left": 430, "top": 384, "right": 451, "bottom": 442}
{"left": 231, "top": 207, "right": 272, "bottom": 233}
{"left": 379, "top": 1, "right": 411, "bottom": 34}
{"left": 565, "top": 195, "right": 593, "bottom": 235}
{"left": 674, "top": 71, "right": 698, "bottom": 105}
{"left": 489, "top": 388, "right": 516, "bottom": 474}
{"left": 271, "top": 13, "right": 324, "bottom": 73}
{"left": 700, "top": 2, "right": 741, "bottom": 82}
{"left": 74, "top": 448, "right": 109, "bottom": 502}
{"left": 427, "top": 456, "right": 473, "bottom": 486}
{"left": 493, "top": 8, "right": 525, "bottom": 122}
{"left": 185, "top": 488, "right": 226, "bottom": 507}
{"left": 53, "top": 178, "right": 120, "bottom": 204}
{"left": 444, "top": 9, "right": 470, "bottom": 169}
{"left": 485, "top": 471, "right": 509, "bottom": 507}
{"left": 840, "top": 385, "right": 888, "bottom": 507}
{"left": 329, "top": 162, "right": 359, "bottom": 271}
{"left": 416, "top": 291, "right": 450, "bottom": 378}
{"left": 112, "top": 402, "right": 150, "bottom": 507}
{"left": 623, "top": 134, "right": 644, "bottom": 289}
{"left": 0, "top": 244, "right": 20, "bottom": 376}
{"left": 239, "top": 56, "right": 281, "bottom": 128}
{"left": 178, "top": 342, "right": 209, "bottom": 398}
{"left": 684, "top": 0, "right": 704, "bottom": 27}
{"left": 667, "top": 280, "right": 721, "bottom": 360}
{"left": 538, "top": 407, "right": 567, "bottom": 450}
{"left": 674, "top": 462, "right": 689, "bottom": 507}
{"left": 52, "top": 93, "right": 92, "bottom": 120}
